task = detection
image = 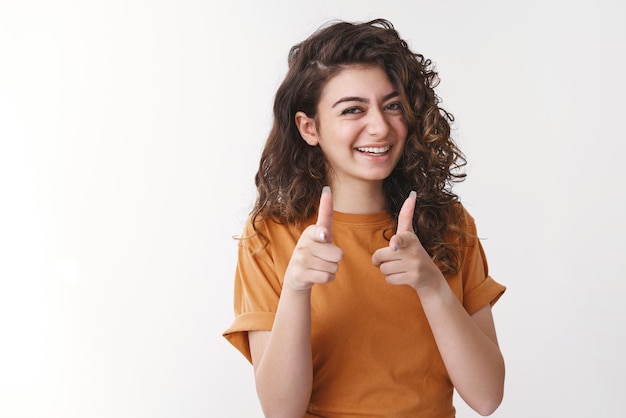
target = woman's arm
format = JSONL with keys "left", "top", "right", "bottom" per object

{"left": 372, "top": 192, "right": 504, "bottom": 416}
{"left": 249, "top": 188, "right": 342, "bottom": 418}
{"left": 249, "top": 287, "right": 313, "bottom": 418}
{"left": 418, "top": 286, "right": 504, "bottom": 416}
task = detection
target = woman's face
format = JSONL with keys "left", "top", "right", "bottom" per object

{"left": 298, "top": 65, "right": 408, "bottom": 191}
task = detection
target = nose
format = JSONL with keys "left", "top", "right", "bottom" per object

{"left": 366, "top": 108, "right": 390, "bottom": 139}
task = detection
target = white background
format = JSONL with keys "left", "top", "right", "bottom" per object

{"left": 1, "top": 1, "right": 625, "bottom": 417}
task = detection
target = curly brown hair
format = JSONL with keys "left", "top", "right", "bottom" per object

{"left": 250, "top": 18, "right": 468, "bottom": 273}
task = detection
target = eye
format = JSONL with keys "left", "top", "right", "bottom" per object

{"left": 341, "top": 107, "right": 363, "bottom": 115}
{"left": 384, "top": 102, "right": 404, "bottom": 112}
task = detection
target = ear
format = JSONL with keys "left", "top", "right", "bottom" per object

{"left": 295, "top": 111, "right": 319, "bottom": 146}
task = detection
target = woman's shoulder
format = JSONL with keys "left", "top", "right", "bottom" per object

{"left": 237, "top": 212, "right": 310, "bottom": 252}
{"left": 245, "top": 212, "right": 312, "bottom": 234}
{"left": 452, "top": 201, "right": 476, "bottom": 227}
{"left": 445, "top": 201, "right": 479, "bottom": 246}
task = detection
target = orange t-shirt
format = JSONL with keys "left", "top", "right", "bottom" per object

{"left": 223, "top": 206, "right": 505, "bottom": 417}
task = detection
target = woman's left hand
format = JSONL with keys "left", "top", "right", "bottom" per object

{"left": 371, "top": 191, "right": 444, "bottom": 291}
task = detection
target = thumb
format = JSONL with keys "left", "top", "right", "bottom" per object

{"left": 316, "top": 186, "right": 333, "bottom": 241}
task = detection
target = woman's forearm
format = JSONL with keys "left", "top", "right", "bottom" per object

{"left": 253, "top": 287, "right": 313, "bottom": 418}
{"left": 418, "top": 279, "right": 505, "bottom": 416}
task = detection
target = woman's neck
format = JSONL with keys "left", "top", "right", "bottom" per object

{"left": 328, "top": 180, "right": 386, "bottom": 214}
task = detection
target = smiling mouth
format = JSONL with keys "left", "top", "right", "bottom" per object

{"left": 356, "top": 146, "right": 390, "bottom": 156}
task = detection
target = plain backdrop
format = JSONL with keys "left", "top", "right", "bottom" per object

{"left": 1, "top": 1, "right": 625, "bottom": 417}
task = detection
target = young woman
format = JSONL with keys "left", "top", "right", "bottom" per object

{"left": 223, "top": 18, "right": 506, "bottom": 418}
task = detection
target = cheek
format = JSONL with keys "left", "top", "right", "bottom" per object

{"left": 393, "top": 120, "right": 409, "bottom": 151}
{"left": 395, "top": 118, "right": 409, "bottom": 138}
{"left": 395, "top": 139, "right": 407, "bottom": 158}
{"left": 320, "top": 123, "right": 362, "bottom": 147}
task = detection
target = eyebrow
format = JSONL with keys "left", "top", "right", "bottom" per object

{"left": 331, "top": 91, "right": 400, "bottom": 108}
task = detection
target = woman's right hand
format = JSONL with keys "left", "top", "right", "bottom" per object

{"left": 283, "top": 186, "right": 344, "bottom": 291}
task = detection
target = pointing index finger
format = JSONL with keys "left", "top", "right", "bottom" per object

{"left": 316, "top": 186, "right": 333, "bottom": 241}
{"left": 396, "top": 191, "right": 416, "bottom": 234}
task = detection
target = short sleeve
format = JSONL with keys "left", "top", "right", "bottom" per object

{"left": 458, "top": 208, "right": 506, "bottom": 315}
{"left": 222, "top": 219, "right": 282, "bottom": 363}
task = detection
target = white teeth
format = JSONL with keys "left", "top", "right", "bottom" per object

{"left": 357, "top": 146, "right": 390, "bottom": 154}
